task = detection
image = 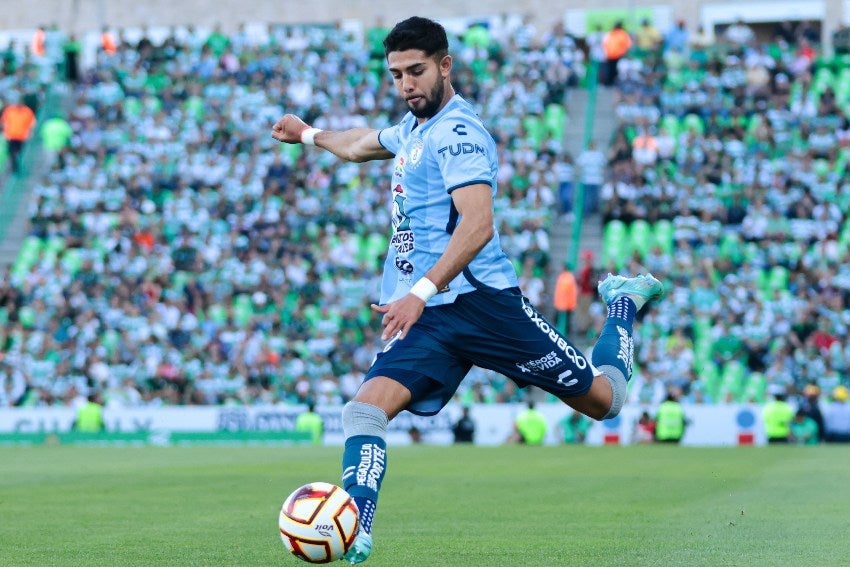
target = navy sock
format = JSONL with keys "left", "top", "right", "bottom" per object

{"left": 342, "top": 435, "right": 386, "bottom": 535}
{"left": 591, "top": 297, "right": 636, "bottom": 382}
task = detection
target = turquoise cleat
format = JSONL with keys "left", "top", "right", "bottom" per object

{"left": 597, "top": 273, "right": 665, "bottom": 311}
{"left": 343, "top": 531, "right": 372, "bottom": 564}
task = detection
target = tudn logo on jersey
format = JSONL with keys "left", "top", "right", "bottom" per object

{"left": 394, "top": 156, "right": 405, "bottom": 178}
{"left": 391, "top": 184, "right": 414, "bottom": 274}
{"left": 437, "top": 142, "right": 487, "bottom": 159}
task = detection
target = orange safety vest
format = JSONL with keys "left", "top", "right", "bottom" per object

{"left": 554, "top": 270, "right": 578, "bottom": 311}
{"left": 1, "top": 105, "right": 36, "bottom": 141}
{"left": 32, "top": 28, "right": 45, "bottom": 56}
{"left": 603, "top": 28, "right": 632, "bottom": 60}
{"left": 101, "top": 32, "right": 117, "bottom": 54}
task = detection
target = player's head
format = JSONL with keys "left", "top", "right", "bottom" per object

{"left": 383, "top": 17, "right": 452, "bottom": 120}
{"left": 383, "top": 16, "right": 449, "bottom": 59}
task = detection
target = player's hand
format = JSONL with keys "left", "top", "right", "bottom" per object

{"left": 371, "top": 294, "right": 426, "bottom": 341}
{"left": 271, "top": 114, "right": 310, "bottom": 144}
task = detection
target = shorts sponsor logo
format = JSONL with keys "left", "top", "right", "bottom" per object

{"left": 521, "top": 298, "right": 587, "bottom": 370}
{"left": 516, "top": 350, "right": 562, "bottom": 374}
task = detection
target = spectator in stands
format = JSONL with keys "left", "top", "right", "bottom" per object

{"left": 824, "top": 385, "right": 850, "bottom": 443}
{"left": 664, "top": 19, "right": 689, "bottom": 54}
{"left": 575, "top": 250, "right": 597, "bottom": 335}
{"left": 554, "top": 150, "right": 575, "bottom": 215}
{"left": 63, "top": 34, "right": 81, "bottom": 82}
{"left": 586, "top": 24, "right": 607, "bottom": 80}
{"left": 576, "top": 141, "right": 606, "bottom": 214}
{"left": 723, "top": 19, "right": 755, "bottom": 50}
{"left": 0, "top": 363, "right": 27, "bottom": 407}
{"left": 40, "top": 110, "right": 72, "bottom": 153}
{"left": 602, "top": 21, "right": 631, "bottom": 87}
{"left": 1, "top": 93, "right": 37, "bottom": 174}
{"left": 635, "top": 19, "right": 663, "bottom": 56}
{"left": 631, "top": 124, "right": 659, "bottom": 170}
{"left": 689, "top": 24, "right": 711, "bottom": 54}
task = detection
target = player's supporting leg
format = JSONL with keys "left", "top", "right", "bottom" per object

{"left": 341, "top": 401, "right": 386, "bottom": 563}
{"left": 591, "top": 273, "right": 665, "bottom": 418}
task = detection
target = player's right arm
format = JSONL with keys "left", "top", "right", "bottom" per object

{"left": 271, "top": 113, "right": 393, "bottom": 163}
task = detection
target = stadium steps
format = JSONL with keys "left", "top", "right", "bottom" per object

{"left": 0, "top": 85, "right": 74, "bottom": 268}
{"left": 547, "top": 85, "right": 618, "bottom": 293}
{"left": 0, "top": 135, "right": 59, "bottom": 268}
{"left": 0, "top": 189, "right": 32, "bottom": 266}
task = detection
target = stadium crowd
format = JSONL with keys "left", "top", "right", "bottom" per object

{"left": 0, "top": 16, "right": 847, "bottom": 431}
{"left": 597, "top": 19, "right": 850, "bottom": 411}
{"left": 0, "top": 19, "right": 582, "bottom": 409}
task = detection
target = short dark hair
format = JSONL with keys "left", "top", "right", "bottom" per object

{"left": 383, "top": 16, "right": 449, "bottom": 59}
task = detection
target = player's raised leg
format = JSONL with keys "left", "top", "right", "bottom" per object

{"left": 590, "top": 273, "right": 665, "bottom": 418}
{"left": 341, "top": 377, "right": 410, "bottom": 564}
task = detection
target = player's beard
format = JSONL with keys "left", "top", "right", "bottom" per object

{"left": 408, "top": 80, "right": 445, "bottom": 119}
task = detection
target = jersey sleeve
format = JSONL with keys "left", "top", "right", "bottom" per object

{"left": 431, "top": 115, "right": 495, "bottom": 193}
{"left": 377, "top": 122, "right": 402, "bottom": 155}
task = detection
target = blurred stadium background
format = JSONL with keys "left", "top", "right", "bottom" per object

{"left": 0, "top": 0, "right": 849, "bottom": 446}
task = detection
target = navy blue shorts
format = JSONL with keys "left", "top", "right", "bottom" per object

{"left": 365, "top": 287, "right": 596, "bottom": 416}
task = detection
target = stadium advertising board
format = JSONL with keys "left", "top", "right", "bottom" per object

{"left": 0, "top": 404, "right": 772, "bottom": 446}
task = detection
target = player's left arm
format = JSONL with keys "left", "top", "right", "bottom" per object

{"left": 371, "top": 183, "right": 494, "bottom": 340}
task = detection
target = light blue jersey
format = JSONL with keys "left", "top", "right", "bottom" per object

{"left": 376, "top": 94, "right": 518, "bottom": 306}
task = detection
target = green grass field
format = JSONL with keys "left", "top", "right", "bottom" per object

{"left": 2, "top": 444, "right": 849, "bottom": 566}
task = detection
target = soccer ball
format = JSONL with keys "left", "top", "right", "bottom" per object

{"left": 279, "top": 482, "right": 360, "bottom": 563}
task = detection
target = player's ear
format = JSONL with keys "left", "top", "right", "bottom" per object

{"left": 439, "top": 54, "right": 452, "bottom": 77}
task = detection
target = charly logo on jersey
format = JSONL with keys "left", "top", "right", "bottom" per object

{"left": 391, "top": 184, "right": 414, "bottom": 275}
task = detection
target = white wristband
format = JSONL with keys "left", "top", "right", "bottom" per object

{"left": 300, "top": 127, "right": 322, "bottom": 146}
{"left": 409, "top": 277, "right": 438, "bottom": 303}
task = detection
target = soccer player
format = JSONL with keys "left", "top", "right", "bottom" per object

{"left": 271, "top": 16, "right": 664, "bottom": 564}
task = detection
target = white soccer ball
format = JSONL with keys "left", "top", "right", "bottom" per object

{"left": 279, "top": 482, "right": 360, "bottom": 563}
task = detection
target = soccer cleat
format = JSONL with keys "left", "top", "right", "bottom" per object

{"left": 344, "top": 531, "right": 373, "bottom": 564}
{"left": 597, "top": 273, "right": 665, "bottom": 311}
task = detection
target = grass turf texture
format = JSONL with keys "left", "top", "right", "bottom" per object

{"left": 2, "top": 445, "right": 849, "bottom": 566}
